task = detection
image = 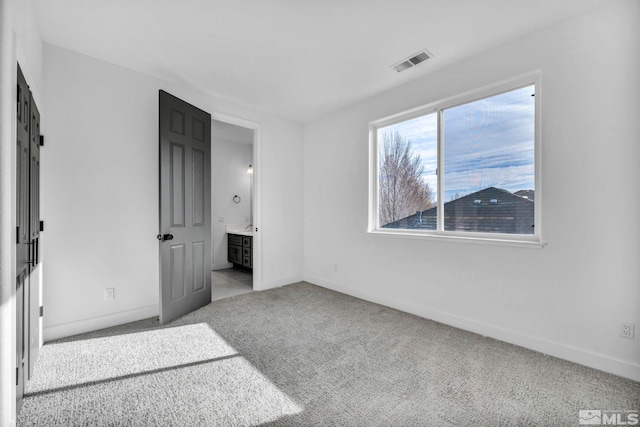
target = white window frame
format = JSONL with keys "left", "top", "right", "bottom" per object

{"left": 368, "top": 73, "right": 544, "bottom": 248}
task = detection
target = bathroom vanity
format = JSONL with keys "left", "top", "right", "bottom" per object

{"left": 226, "top": 225, "right": 252, "bottom": 271}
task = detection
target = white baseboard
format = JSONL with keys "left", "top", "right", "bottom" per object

{"left": 43, "top": 304, "right": 159, "bottom": 342}
{"left": 306, "top": 276, "right": 640, "bottom": 382}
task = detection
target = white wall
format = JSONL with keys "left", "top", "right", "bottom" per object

{"left": 303, "top": 0, "right": 640, "bottom": 381}
{"left": 211, "top": 136, "right": 252, "bottom": 269}
{"left": 42, "top": 44, "right": 303, "bottom": 341}
{"left": 10, "top": 0, "right": 42, "bottom": 93}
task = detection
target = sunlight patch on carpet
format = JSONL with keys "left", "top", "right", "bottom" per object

{"left": 21, "top": 323, "right": 303, "bottom": 426}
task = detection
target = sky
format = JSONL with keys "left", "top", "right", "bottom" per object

{"left": 379, "top": 85, "right": 535, "bottom": 203}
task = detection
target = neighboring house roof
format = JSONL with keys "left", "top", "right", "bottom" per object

{"left": 514, "top": 189, "right": 535, "bottom": 201}
{"left": 382, "top": 187, "right": 534, "bottom": 234}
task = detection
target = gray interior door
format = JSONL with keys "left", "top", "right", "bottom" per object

{"left": 158, "top": 90, "right": 212, "bottom": 324}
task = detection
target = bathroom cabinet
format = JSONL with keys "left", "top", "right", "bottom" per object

{"left": 228, "top": 233, "right": 252, "bottom": 270}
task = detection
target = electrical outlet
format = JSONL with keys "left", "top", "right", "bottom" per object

{"left": 104, "top": 288, "right": 115, "bottom": 301}
{"left": 620, "top": 322, "right": 635, "bottom": 339}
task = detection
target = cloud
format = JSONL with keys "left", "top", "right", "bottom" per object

{"left": 377, "top": 84, "right": 535, "bottom": 202}
{"left": 442, "top": 85, "right": 535, "bottom": 199}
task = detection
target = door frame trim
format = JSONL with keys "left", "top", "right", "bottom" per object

{"left": 210, "top": 113, "right": 262, "bottom": 291}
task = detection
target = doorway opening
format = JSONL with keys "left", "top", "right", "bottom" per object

{"left": 210, "top": 116, "right": 260, "bottom": 300}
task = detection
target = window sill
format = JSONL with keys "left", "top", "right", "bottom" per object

{"left": 368, "top": 229, "right": 546, "bottom": 249}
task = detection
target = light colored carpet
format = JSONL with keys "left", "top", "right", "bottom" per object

{"left": 17, "top": 282, "right": 640, "bottom": 426}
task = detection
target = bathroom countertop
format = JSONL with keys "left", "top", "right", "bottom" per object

{"left": 226, "top": 224, "right": 253, "bottom": 236}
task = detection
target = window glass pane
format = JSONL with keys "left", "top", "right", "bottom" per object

{"left": 378, "top": 113, "right": 437, "bottom": 229}
{"left": 443, "top": 85, "right": 535, "bottom": 234}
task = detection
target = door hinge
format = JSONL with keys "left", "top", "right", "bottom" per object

{"left": 40, "top": 220, "right": 44, "bottom": 232}
{"left": 39, "top": 306, "right": 44, "bottom": 317}
{"left": 39, "top": 135, "right": 44, "bottom": 146}
{"left": 16, "top": 226, "right": 19, "bottom": 244}
{"left": 16, "top": 367, "right": 19, "bottom": 386}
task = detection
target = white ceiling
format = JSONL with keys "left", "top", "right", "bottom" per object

{"left": 33, "top": 0, "right": 609, "bottom": 122}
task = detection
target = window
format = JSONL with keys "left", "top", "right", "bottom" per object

{"left": 370, "top": 77, "right": 540, "bottom": 243}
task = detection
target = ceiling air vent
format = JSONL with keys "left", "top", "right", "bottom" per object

{"left": 391, "top": 49, "right": 433, "bottom": 73}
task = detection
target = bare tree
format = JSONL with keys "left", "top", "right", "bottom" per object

{"left": 379, "top": 131, "right": 434, "bottom": 226}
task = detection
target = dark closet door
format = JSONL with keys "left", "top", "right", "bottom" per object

{"left": 15, "top": 272, "right": 26, "bottom": 413}
{"left": 29, "top": 96, "right": 40, "bottom": 267}
{"left": 15, "top": 65, "right": 43, "bottom": 412}
{"left": 15, "top": 66, "right": 30, "bottom": 414}
{"left": 158, "top": 91, "right": 212, "bottom": 324}
{"left": 28, "top": 94, "right": 40, "bottom": 378}
{"left": 16, "top": 68, "right": 29, "bottom": 274}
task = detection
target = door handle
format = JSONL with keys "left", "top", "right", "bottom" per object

{"left": 26, "top": 240, "right": 36, "bottom": 267}
{"left": 157, "top": 234, "right": 174, "bottom": 241}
